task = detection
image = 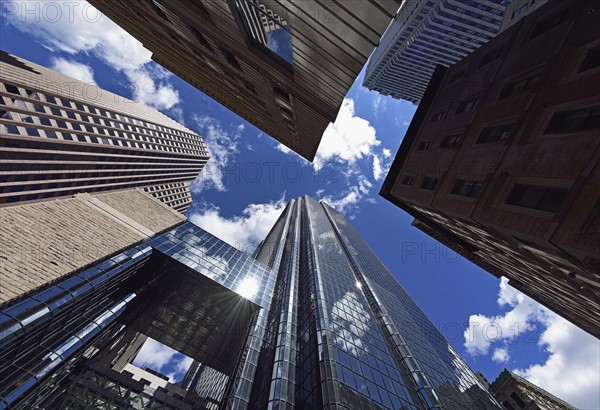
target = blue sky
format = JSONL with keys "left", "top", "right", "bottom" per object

{"left": 2, "top": 2, "right": 598, "bottom": 407}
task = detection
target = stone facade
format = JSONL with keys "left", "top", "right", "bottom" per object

{"left": 0, "top": 189, "right": 184, "bottom": 304}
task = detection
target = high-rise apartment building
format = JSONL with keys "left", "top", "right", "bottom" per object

{"left": 0, "top": 196, "right": 500, "bottom": 409}
{"left": 363, "top": 0, "right": 509, "bottom": 103}
{"left": 499, "top": 0, "right": 551, "bottom": 32}
{"left": 380, "top": 1, "right": 600, "bottom": 337}
{"left": 489, "top": 369, "right": 577, "bottom": 410}
{"left": 0, "top": 51, "right": 209, "bottom": 213}
{"left": 87, "top": 0, "right": 400, "bottom": 160}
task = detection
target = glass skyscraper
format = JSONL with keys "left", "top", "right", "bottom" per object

{"left": 0, "top": 197, "right": 499, "bottom": 409}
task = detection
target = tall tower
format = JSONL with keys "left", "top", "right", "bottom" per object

{"left": 0, "top": 197, "right": 500, "bottom": 409}
{"left": 0, "top": 51, "right": 209, "bottom": 213}
{"left": 87, "top": 0, "right": 400, "bottom": 160}
{"left": 363, "top": 0, "right": 508, "bottom": 104}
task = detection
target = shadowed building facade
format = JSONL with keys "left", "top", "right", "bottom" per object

{"left": 0, "top": 51, "right": 209, "bottom": 213}
{"left": 380, "top": 1, "right": 600, "bottom": 337}
{"left": 87, "top": 0, "right": 401, "bottom": 160}
{"left": 489, "top": 369, "right": 577, "bottom": 410}
{"left": 0, "top": 196, "right": 500, "bottom": 409}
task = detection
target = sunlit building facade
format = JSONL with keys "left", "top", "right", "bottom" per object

{"left": 363, "top": 0, "right": 509, "bottom": 103}
{"left": 0, "top": 51, "right": 209, "bottom": 213}
{"left": 0, "top": 197, "right": 499, "bottom": 409}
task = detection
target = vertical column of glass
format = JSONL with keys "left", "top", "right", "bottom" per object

{"left": 322, "top": 204, "right": 499, "bottom": 409}
{"left": 224, "top": 202, "right": 293, "bottom": 409}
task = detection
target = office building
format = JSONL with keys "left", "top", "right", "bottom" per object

{"left": 381, "top": 0, "right": 600, "bottom": 337}
{"left": 87, "top": 0, "right": 400, "bottom": 160}
{"left": 363, "top": 0, "right": 509, "bottom": 103}
{"left": 0, "top": 196, "right": 500, "bottom": 409}
{"left": 0, "top": 51, "right": 209, "bottom": 213}
{"left": 490, "top": 369, "right": 577, "bottom": 410}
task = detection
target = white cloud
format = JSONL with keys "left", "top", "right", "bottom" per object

{"left": 50, "top": 57, "right": 96, "bottom": 85}
{"left": 464, "top": 277, "right": 600, "bottom": 409}
{"left": 190, "top": 116, "right": 244, "bottom": 192}
{"left": 382, "top": 148, "right": 391, "bottom": 157}
{"left": 373, "top": 155, "right": 383, "bottom": 181}
{"left": 189, "top": 196, "right": 286, "bottom": 252}
{"left": 5, "top": 1, "right": 180, "bottom": 110}
{"left": 372, "top": 94, "right": 388, "bottom": 117}
{"left": 314, "top": 98, "right": 380, "bottom": 170}
{"left": 319, "top": 175, "right": 374, "bottom": 217}
{"left": 492, "top": 347, "right": 509, "bottom": 363}
{"left": 133, "top": 338, "right": 181, "bottom": 370}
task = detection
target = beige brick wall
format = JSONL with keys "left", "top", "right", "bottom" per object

{"left": 0, "top": 189, "right": 185, "bottom": 304}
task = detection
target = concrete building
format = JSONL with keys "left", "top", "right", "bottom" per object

{"left": 490, "top": 369, "right": 577, "bottom": 410}
{"left": 87, "top": 0, "right": 401, "bottom": 160}
{"left": 0, "top": 51, "right": 209, "bottom": 213}
{"left": 381, "top": 0, "right": 600, "bottom": 337}
{"left": 363, "top": 0, "right": 509, "bottom": 103}
{"left": 0, "top": 196, "right": 501, "bottom": 409}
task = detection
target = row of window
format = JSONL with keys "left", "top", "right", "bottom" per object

{"left": 402, "top": 175, "right": 569, "bottom": 213}
{"left": 0, "top": 83, "right": 203, "bottom": 146}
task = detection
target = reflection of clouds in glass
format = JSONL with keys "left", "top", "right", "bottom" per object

{"left": 267, "top": 28, "right": 292, "bottom": 64}
{"left": 330, "top": 292, "right": 371, "bottom": 356}
{"left": 237, "top": 276, "right": 259, "bottom": 299}
{"left": 179, "top": 236, "right": 230, "bottom": 283}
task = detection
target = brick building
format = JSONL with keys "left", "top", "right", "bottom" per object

{"left": 381, "top": 0, "right": 600, "bottom": 337}
{"left": 88, "top": 0, "right": 400, "bottom": 160}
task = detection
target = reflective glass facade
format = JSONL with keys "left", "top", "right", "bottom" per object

{"left": 1, "top": 197, "right": 500, "bottom": 409}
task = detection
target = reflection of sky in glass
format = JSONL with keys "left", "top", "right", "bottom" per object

{"left": 330, "top": 292, "right": 371, "bottom": 356}
{"left": 267, "top": 28, "right": 293, "bottom": 64}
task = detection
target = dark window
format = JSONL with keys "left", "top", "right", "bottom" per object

{"left": 26, "top": 128, "right": 40, "bottom": 137}
{"left": 511, "top": 4, "right": 527, "bottom": 19}
{"left": 529, "top": 11, "right": 565, "bottom": 39}
{"left": 66, "top": 111, "right": 77, "bottom": 119}
{"left": 5, "top": 84, "right": 19, "bottom": 94}
{"left": 431, "top": 111, "right": 445, "bottom": 121}
{"left": 500, "top": 74, "right": 540, "bottom": 99}
{"left": 46, "top": 130, "right": 58, "bottom": 139}
{"left": 456, "top": 97, "right": 478, "bottom": 113}
{"left": 60, "top": 98, "right": 71, "bottom": 107}
{"left": 56, "top": 120, "right": 68, "bottom": 129}
{"left": 479, "top": 48, "right": 503, "bottom": 68}
{"left": 420, "top": 176, "right": 439, "bottom": 190}
{"left": 402, "top": 175, "right": 415, "bottom": 186}
{"left": 506, "top": 183, "right": 568, "bottom": 213}
{"left": 417, "top": 141, "right": 431, "bottom": 151}
{"left": 451, "top": 179, "right": 482, "bottom": 197}
{"left": 502, "top": 400, "right": 516, "bottom": 410}
{"left": 4, "top": 125, "right": 19, "bottom": 134}
{"left": 51, "top": 108, "right": 61, "bottom": 116}
{"left": 45, "top": 95, "right": 57, "bottom": 104}
{"left": 62, "top": 133, "right": 73, "bottom": 141}
{"left": 40, "top": 117, "right": 52, "bottom": 126}
{"left": 33, "top": 104, "right": 45, "bottom": 113}
{"left": 273, "top": 85, "right": 290, "bottom": 103}
{"left": 219, "top": 47, "right": 241, "bottom": 70}
{"left": 447, "top": 69, "right": 465, "bottom": 84}
{"left": 439, "top": 134, "right": 461, "bottom": 149}
{"left": 544, "top": 105, "right": 600, "bottom": 134}
{"left": 510, "top": 392, "right": 527, "bottom": 408}
{"left": 477, "top": 123, "right": 513, "bottom": 143}
{"left": 77, "top": 134, "right": 87, "bottom": 142}
{"left": 75, "top": 103, "right": 84, "bottom": 111}
{"left": 579, "top": 46, "right": 600, "bottom": 73}
{"left": 185, "top": 22, "right": 212, "bottom": 50}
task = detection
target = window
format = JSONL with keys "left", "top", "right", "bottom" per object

{"left": 185, "top": 22, "right": 212, "bottom": 50}
{"left": 510, "top": 392, "right": 527, "bottom": 408}
{"left": 502, "top": 400, "right": 516, "bottom": 410}
{"left": 5, "top": 84, "right": 19, "bottom": 94}
{"left": 26, "top": 128, "right": 40, "bottom": 137}
{"left": 431, "top": 111, "right": 445, "bottom": 121}
{"left": 544, "top": 105, "right": 600, "bottom": 134}
{"left": 439, "top": 134, "right": 461, "bottom": 149}
{"left": 420, "top": 176, "right": 439, "bottom": 190}
{"left": 579, "top": 46, "right": 600, "bottom": 73}
{"left": 456, "top": 97, "right": 478, "bottom": 113}
{"left": 511, "top": 4, "right": 527, "bottom": 19}
{"left": 476, "top": 123, "right": 513, "bottom": 143}
{"left": 500, "top": 74, "right": 540, "bottom": 99}
{"left": 219, "top": 46, "right": 241, "bottom": 70}
{"left": 451, "top": 180, "right": 482, "bottom": 198}
{"left": 402, "top": 175, "right": 415, "bottom": 186}
{"left": 529, "top": 12, "right": 565, "bottom": 39}
{"left": 447, "top": 69, "right": 465, "bottom": 84}
{"left": 478, "top": 48, "right": 503, "bottom": 68}
{"left": 416, "top": 141, "right": 431, "bottom": 151}
{"left": 505, "top": 183, "right": 569, "bottom": 213}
